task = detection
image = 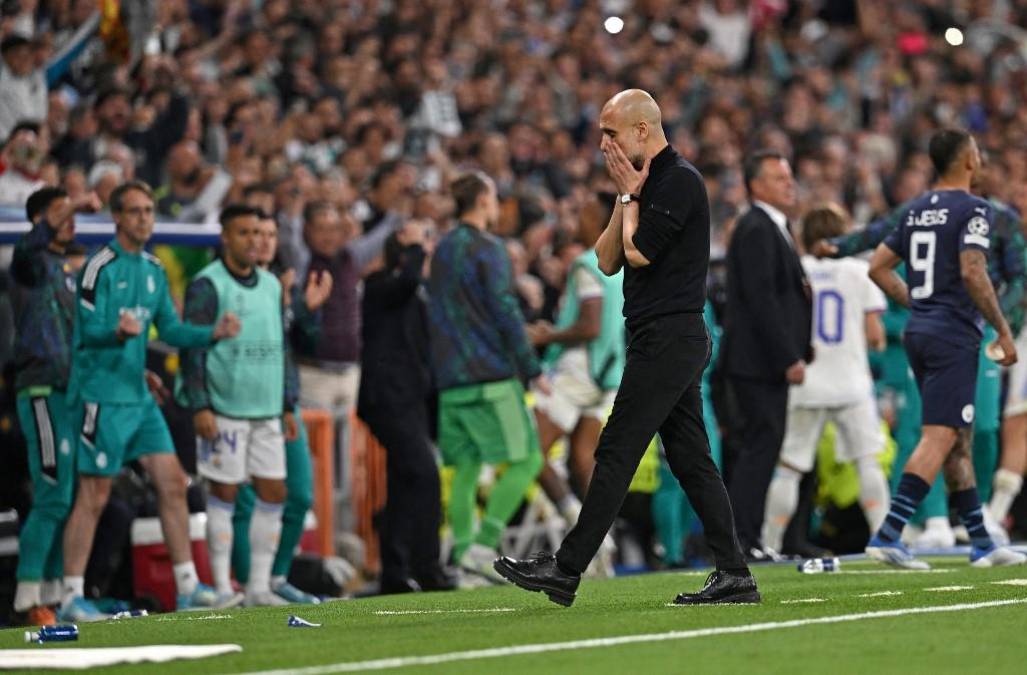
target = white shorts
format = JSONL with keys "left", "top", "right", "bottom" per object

{"left": 533, "top": 372, "right": 616, "bottom": 435}
{"left": 779, "top": 397, "right": 883, "bottom": 473}
{"left": 1004, "top": 328, "right": 1027, "bottom": 416}
{"left": 197, "top": 416, "right": 286, "bottom": 484}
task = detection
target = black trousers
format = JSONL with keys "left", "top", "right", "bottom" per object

{"left": 725, "top": 377, "right": 789, "bottom": 551}
{"left": 362, "top": 402, "right": 442, "bottom": 584}
{"left": 556, "top": 313, "right": 748, "bottom": 574}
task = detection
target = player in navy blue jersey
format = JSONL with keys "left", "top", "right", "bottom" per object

{"left": 865, "top": 129, "right": 1026, "bottom": 569}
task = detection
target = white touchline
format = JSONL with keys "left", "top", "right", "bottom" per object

{"left": 373, "top": 608, "right": 517, "bottom": 616}
{"left": 779, "top": 598, "right": 826, "bottom": 604}
{"left": 991, "top": 579, "right": 1027, "bottom": 586}
{"left": 238, "top": 597, "right": 1027, "bottom": 675}
{"left": 857, "top": 591, "right": 903, "bottom": 598}
{"left": 834, "top": 568, "right": 954, "bottom": 575}
{"left": 924, "top": 586, "right": 974, "bottom": 592}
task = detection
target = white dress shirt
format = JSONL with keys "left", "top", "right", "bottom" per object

{"left": 753, "top": 200, "right": 793, "bottom": 248}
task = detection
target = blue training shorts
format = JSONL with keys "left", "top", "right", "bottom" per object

{"left": 904, "top": 331, "right": 979, "bottom": 428}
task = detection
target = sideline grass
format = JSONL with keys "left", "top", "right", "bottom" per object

{"left": 2, "top": 558, "right": 1025, "bottom": 674}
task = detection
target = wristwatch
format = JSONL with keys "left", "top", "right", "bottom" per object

{"left": 619, "top": 193, "right": 640, "bottom": 205}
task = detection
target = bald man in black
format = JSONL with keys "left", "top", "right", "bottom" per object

{"left": 495, "top": 90, "right": 757, "bottom": 606}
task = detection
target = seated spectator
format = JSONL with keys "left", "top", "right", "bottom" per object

{"left": 0, "top": 121, "right": 49, "bottom": 208}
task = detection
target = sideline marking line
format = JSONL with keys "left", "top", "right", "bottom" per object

{"left": 373, "top": 608, "right": 517, "bottom": 616}
{"left": 240, "top": 597, "right": 1027, "bottom": 675}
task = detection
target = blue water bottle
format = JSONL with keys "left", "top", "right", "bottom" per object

{"left": 24, "top": 624, "right": 79, "bottom": 643}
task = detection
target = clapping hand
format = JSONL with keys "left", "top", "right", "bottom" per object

{"left": 304, "top": 271, "right": 334, "bottom": 311}
{"left": 116, "top": 310, "right": 142, "bottom": 341}
{"left": 213, "top": 311, "right": 241, "bottom": 340}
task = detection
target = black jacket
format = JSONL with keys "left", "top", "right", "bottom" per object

{"left": 357, "top": 244, "right": 432, "bottom": 415}
{"left": 720, "top": 205, "right": 813, "bottom": 382}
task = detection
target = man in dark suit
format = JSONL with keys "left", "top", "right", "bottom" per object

{"left": 721, "top": 150, "right": 813, "bottom": 560}
{"left": 357, "top": 221, "right": 451, "bottom": 594}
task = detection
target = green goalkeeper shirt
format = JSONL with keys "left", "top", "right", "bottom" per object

{"left": 69, "top": 239, "right": 216, "bottom": 405}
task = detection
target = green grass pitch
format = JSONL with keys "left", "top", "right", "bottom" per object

{"left": 3, "top": 557, "right": 1026, "bottom": 674}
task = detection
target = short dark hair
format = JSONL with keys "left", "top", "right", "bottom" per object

{"left": 801, "top": 203, "right": 849, "bottom": 251}
{"left": 928, "top": 128, "right": 973, "bottom": 176}
{"left": 93, "top": 86, "right": 130, "bottom": 110}
{"left": 7, "top": 120, "right": 41, "bottom": 144}
{"left": 451, "top": 171, "right": 491, "bottom": 217}
{"left": 109, "top": 180, "right": 154, "bottom": 213}
{"left": 0, "top": 34, "right": 30, "bottom": 54}
{"left": 370, "top": 159, "right": 402, "bottom": 191}
{"left": 743, "top": 150, "right": 786, "bottom": 193}
{"left": 25, "top": 186, "right": 68, "bottom": 223}
{"left": 219, "top": 203, "right": 262, "bottom": 231}
{"left": 303, "top": 200, "right": 337, "bottom": 225}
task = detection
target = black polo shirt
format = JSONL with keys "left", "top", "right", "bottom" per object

{"left": 623, "top": 143, "right": 710, "bottom": 330}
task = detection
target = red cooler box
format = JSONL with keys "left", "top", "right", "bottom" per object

{"left": 131, "top": 513, "right": 212, "bottom": 612}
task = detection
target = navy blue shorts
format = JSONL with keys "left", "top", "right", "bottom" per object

{"left": 904, "top": 332, "right": 979, "bottom": 428}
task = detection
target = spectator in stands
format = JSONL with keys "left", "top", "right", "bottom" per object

{"left": 0, "top": 121, "right": 48, "bottom": 207}
{"left": 297, "top": 200, "right": 400, "bottom": 534}
{"left": 0, "top": 11, "right": 97, "bottom": 140}
{"left": 90, "top": 84, "right": 190, "bottom": 186}
{"left": 155, "top": 140, "right": 232, "bottom": 223}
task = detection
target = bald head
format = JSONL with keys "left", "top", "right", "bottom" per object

{"left": 599, "top": 89, "right": 667, "bottom": 169}
{"left": 602, "top": 89, "right": 663, "bottom": 128}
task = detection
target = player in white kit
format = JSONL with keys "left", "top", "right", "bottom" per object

{"left": 763, "top": 204, "right": 892, "bottom": 553}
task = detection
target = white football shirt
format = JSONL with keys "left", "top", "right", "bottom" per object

{"left": 789, "top": 256, "right": 887, "bottom": 407}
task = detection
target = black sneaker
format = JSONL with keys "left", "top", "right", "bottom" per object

{"left": 493, "top": 552, "right": 580, "bottom": 607}
{"left": 673, "top": 570, "right": 761, "bottom": 605}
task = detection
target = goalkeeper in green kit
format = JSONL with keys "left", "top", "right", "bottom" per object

{"left": 59, "top": 182, "right": 242, "bottom": 622}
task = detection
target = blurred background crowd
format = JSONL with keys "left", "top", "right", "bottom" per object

{"left": 3, "top": 0, "right": 1027, "bottom": 606}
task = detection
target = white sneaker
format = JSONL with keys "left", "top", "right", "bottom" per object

{"left": 983, "top": 510, "right": 1011, "bottom": 546}
{"left": 455, "top": 569, "right": 494, "bottom": 590}
{"left": 866, "top": 536, "right": 931, "bottom": 570}
{"left": 914, "top": 519, "right": 956, "bottom": 549}
{"left": 244, "top": 590, "right": 290, "bottom": 607}
{"left": 585, "top": 534, "right": 617, "bottom": 579}
{"left": 458, "top": 544, "right": 505, "bottom": 585}
{"left": 970, "top": 545, "right": 1027, "bottom": 568}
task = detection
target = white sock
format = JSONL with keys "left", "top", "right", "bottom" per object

{"left": 856, "top": 456, "right": 890, "bottom": 532}
{"left": 62, "top": 576, "right": 84, "bottom": 608}
{"left": 173, "top": 561, "right": 200, "bottom": 597}
{"left": 557, "top": 495, "right": 582, "bottom": 525}
{"left": 247, "top": 499, "right": 283, "bottom": 596}
{"left": 41, "top": 579, "right": 63, "bottom": 606}
{"left": 270, "top": 575, "right": 287, "bottom": 591}
{"left": 14, "top": 581, "right": 42, "bottom": 612}
{"left": 207, "top": 496, "right": 236, "bottom": 595}
{"left": 989, "top": 469, "right": 1024, "bottom": 522}
{"left": 762, "top": 465, "right": 801, "bottom": 553}
{"left": 923, "top": 516, "right": 952, "bottom": 532}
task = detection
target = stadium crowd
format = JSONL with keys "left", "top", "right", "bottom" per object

{"left": 3, "top": 0, "right": 1027, "bottom": 623}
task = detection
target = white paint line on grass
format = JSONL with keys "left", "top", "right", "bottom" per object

{"left": 857, "top": 591, "right": 904, "bottom": 598}
{"left": 156, "top": 613, "right": 234, "bottom": 622}
{"left": 924, "top": 586, "right": 974, "bottom": 592}
{"left": 991, "top": 579, "right": 1027, "bottom": 586}
{"left": 780, "top": 598, "right": 826, "bottom": 604}
{"left": 239, "top": 597, "right": 1027, "bottom": 675}
{"left": 373, "top": 608, "right": 517, "bottom": 616}
{"left": 835, "top": 568, "right": 954, "bottom": 575}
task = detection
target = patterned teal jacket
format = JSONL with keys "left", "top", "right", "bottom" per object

{"left": 428, "top": 223, "right": 540, "bottom": 390}
{"left": 10, "top": 220, "right": 76, "bottom": 391}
